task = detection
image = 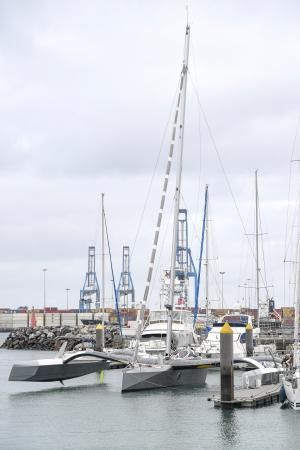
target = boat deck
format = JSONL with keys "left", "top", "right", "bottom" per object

{"left": 211, "top": 383, "right": 281, "bottom": 408}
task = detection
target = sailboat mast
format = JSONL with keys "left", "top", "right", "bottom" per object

{"left": 131, "top": 26, "right": 190, "bottom": 364}
{"left": 205, "top": 188, "right": 209, "bottom": 327}
{"left": 255, "top": 170, "right": 260, "bottom": 329}
{"left": 101, "top": 193, "right": 105, "bottom": 348}
{"left": 165, "top": 24, "right": 190, "bottom": 357}
{"left": 294, "top": 237, "right": 300, "bottom": 367}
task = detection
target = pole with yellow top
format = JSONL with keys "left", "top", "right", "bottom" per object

{"left": 246, "top": 322, "right": 253, "bottom": 357}
{"left": 95, "top": 323, "right": 104, "bottom": 352}
{"left": 220, "top": 321, "right": 234, "bottom": 402}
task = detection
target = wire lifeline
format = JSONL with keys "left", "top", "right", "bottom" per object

{"left": 130, "top": 77, "right": 181, "bottom": 258}
{"left": 188, "top": 72, "right": 270, "bottom": 293}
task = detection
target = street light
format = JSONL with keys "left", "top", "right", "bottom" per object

{"left": 220, "top": 272, "right": 225, "bottom": 308}
{"left": 43, "top": 268, "right": 48, "bottom": 312}
{"left": 43, "top": 268, "right": 47, "bottom": 326}
{"left": 243, "top": 282, "right": 247, "bottom": 309}
{"left": 65, "top": 288, "right": 71, "bottom": 310}
{"left": 247, "top": 278, "right": 251, "bottom": 310}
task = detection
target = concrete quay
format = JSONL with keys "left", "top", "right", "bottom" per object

{"left": 0, "top": 312, "right": 109, "bottom": 332}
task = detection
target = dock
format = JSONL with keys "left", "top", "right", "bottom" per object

{"left": 211, "top": 383, "right": 281, "bottom": 408}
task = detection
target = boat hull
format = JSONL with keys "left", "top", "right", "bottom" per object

{"left": 9, "top": 359, "right": 109, "bottom": 382}
{"left": 283, "top": 374, "right": 300, "bottom": 410}
{"left": 122, "top": 365, "right": 207, "bottom": 392}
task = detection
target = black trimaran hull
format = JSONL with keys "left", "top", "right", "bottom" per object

{"left": 9, "top": 350, "right": 110, "bottom": 382}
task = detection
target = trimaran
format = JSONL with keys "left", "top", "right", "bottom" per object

{"left": 121, "top": 24, "right": 208, "bottom": 392}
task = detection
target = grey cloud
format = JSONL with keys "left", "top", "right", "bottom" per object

{"left": 0, "top": 0, "right": 300, "bottom": 309}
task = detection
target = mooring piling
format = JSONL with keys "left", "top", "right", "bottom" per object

{"left": 95, "top": 323, "right": 104, "bottom": 351}
{"left": 246, "top": 322, "right": 254, "bottom": 357}
{"left": 220, "top": 321, "right": 234, "bottom": 402}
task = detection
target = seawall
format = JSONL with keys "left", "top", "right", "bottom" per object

{"left": 0, "top": 324, "right": 122, "bottom": 351}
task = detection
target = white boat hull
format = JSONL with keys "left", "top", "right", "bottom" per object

{"left": 283, "top": 371, "right": 300, "bottom": 410}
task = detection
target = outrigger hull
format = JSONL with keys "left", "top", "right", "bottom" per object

{"left": 9, "top": 352, "right": 110, "bottom": 382}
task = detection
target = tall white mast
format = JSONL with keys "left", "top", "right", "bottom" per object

{"left": 101, "top": 193, "right": 105, "bottom": 349}
{"left": 205, "top": 188, "right": 209, "bottom": 327}
{"left": 255, "top": 170, "right": 260, "bottom": 329}
{"left": 294, "top": 236, "right": 300, "bottom": 367}
{"left": 131, "top": 27, "right": 189, "bottom": 364}
{"left": 165, "top": 24, "right": 190, "bottom": 357}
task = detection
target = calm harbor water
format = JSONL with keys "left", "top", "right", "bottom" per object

{"left": 0, "top": 333, "right": 299, "bottom": 450}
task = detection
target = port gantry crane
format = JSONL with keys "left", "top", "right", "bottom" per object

{"left": 160, "top": 209, "right": 197, "bottom": 309}
{"left": 117, "top": 246, "right": 135, "bottom": 309}
{"left": 79, "top": 246, "right": 100, "bottom": 312}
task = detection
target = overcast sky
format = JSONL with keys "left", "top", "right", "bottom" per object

{"left": 1, "top": 0, "right": 300, "bottom": 311}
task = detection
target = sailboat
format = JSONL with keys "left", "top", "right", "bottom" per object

{"left": 121, "top": 24, "right": 208, "bottom": 392}
{"left": 282, "top": 239, "right": 300, "bottom": 410}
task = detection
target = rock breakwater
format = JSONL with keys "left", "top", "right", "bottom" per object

{"left": 1, "top": 325, "right": 122, "bottom": 351}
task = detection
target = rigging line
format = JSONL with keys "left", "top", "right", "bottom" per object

{"left": 103, "top": 212, "right": 122, "bottom": 336}
{"left": 258, "top": 199, "right": 270, "bottom": 299}
{"left": 132, "top": 43, "right": 189, "bottom": 363}
{"left": 181, "top": 186, "right": 216, "bottom": 247}
{"left": 209, "top": 201, "right": 219, "bottom": 266}
{"left": 255, "top": 184, "right": 269, "bottom": 292}
{"left": 148, "top": 198, "right": 174, "bottom": 305}
{"left": 194, "top": 186, "right": 207, "bottom": 323}
{"left": 194, "top": 109, "right": 203, "bottom": 245}
{"left": 237, "top": 226, "right": 249, "bottom": 299}
{"left": 284, "top": 173, "right": 300, "bottom": 257}
{"left": 192, "top": 94, "right": 203, "bottom": 240}
{"left": 209, "top": 251, "right": 220, "bottom": 292}
{"left": 188, "top": 72, "right": 264, "bottom": 278}
{"left": 189, "top": 39, "right": 203, "bottom": 248}
{"left": 258, "top": 195, "right": 275, "bottom": 299}
{"left": 283, "top": 113, "right": 300, "bottom": 305}
{"left": 130, "top": 76, "right": 181, "bottom": 258}
{"left": 198, "top": 195, "right": 219, "bottom": 293}
{"left": 284, "top": 113, "right": 300, "bottom": 260}
{"left": 284, "top": 193, "right": 300, "bottom": 305}
{"left": 181, "top": 193, "right": 201, "bottom": 241}
{"left": 92, "top": 202, "right": 101, "bottom": 248}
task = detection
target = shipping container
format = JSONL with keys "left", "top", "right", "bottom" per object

{"left": 282, "top": 307, "right": 295, "bottom": 318}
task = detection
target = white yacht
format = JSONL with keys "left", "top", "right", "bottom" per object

{"left": 282, "top": 355, "right": 300, "bottom": 410}
{"left": 199, "top": 313, "right": 271, "bottom": 358}
{"left": 130, "top": 308, "right": 200, "bottom": 355}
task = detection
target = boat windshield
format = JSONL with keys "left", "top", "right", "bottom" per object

{"left": 220, "top": 315, "right": 249, "bottom": 324}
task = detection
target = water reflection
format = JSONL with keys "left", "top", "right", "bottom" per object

{"left": 218, "top": 408, "right": 240, "bottom": 447}
{"left": 9, "top": 382, "right": 104, "bottom": 398}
